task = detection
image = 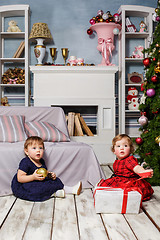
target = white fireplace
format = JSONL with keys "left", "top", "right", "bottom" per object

{"left": 30, "top": 65, "right": 118, "bottom": 164}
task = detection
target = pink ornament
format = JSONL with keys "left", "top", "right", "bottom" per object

{"left": 97, "top": 10, "right": 104, "bottom": 16}
{"left": 156, "top": 16, "right": 160, "bottom": 21}
{"left": 89, "top": 18, "right": 96, "bottom": 25}
{"left": 138, "top": 115, "right": 148, "bottom": 126}
{"left": 146, "top": 88, "right": 155, "bottom": 97}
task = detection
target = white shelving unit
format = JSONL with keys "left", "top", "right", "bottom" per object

{"left": 118, "top": 5, "right": 155, "bottom": 137}
{"left": 0, "top": 5, "right": 30, "bottom": 106}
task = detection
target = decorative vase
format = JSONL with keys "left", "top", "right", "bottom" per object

{"left": 90, "top": 23, "right": 121, "bottom": 66}
{"left": 34, "top": 45, "right": 46, "bottom": 65}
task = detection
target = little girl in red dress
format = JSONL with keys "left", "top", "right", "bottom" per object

{"left": 98, "top": 134, "right": 154, "bottom": 201}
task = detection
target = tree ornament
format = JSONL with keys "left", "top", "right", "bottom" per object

{"left": 153, "top": 57, "right": 156, "bottom": 61}
{"left": 97, "top": 10, "right": 104, "bottom": 16}
{"left": 138, "top": 115, "right": 148, "bottom": 126}
{"left": 89, "top": 18, "right": 96, "bottom": 25}
{"left": 36, "top": 168, "right": 48, "bottom": 178}
{"left": 141, "top": 83, "right": 145, "bottom": 91}
{"left": 102, "top": 13, "right": 109, "bottom": 20}
{"left": 135, "top": 137, "right": 143, "bottom": 145}
{"left": 156, "top": 16, "right": 160, "bottom": 22}
{"left": 113, "top": 13, "right": 120, "bottom": 23}
{"left": 87, "top": 28, "right": 93, "bottom": 35}
{"left": 143, "top": 129, "right": 149, "bottom": 134}
{"left": 146, "top": 88, "right": 155, "bottom": 97}
{"left": 155, "top": 8, "right": 159, "bottom": 13}
{"left": 154, "top": 61, "right": 160, "bottom": 73}
{"left": 155, "top": 136, "right": 160, "bottom": 145}
{"left": 151, "top": 75, "right": 158, "bottom": 83}
{"left": 145, "top": 152, "right": 152, "bottom": 156}
{"left": 156, "top": 43, "right": 160, "bottom": 47}
{"left": 113, "top": 28, "right": 119, "bottom": 35}
{"left": 143, "top": 58, "right": 151, "bottom": 67}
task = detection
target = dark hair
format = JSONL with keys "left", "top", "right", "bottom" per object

{"left": 111, "top": 134, "right": 134, "bottom": 153}
{"left": 24, "top": 136, "right": 44, "bottom": 150}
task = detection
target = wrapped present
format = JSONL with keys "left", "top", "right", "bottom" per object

{"left": 93, "top": 186, "right": 142, "bottom": 214}
{"left": 125, "top": 17, "right": 136, "bottom": 32}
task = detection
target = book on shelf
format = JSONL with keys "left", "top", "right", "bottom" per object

{"left": 79, "top": 115, "right": 94, "bottom": 136}
{"left": 74, "top": 114, "right": 84, "bottom": 136}
{"left": 13, "top": 41, "right": 25, "bottom": 58}
{"left": 67, "top": 112, "right": 75, "bottom": 136}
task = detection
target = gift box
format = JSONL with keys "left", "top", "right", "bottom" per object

{"left": 93, "top": 187, "right": 142, "bottom": 214}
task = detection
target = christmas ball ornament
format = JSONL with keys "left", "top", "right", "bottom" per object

{"left": 151, "top": 75, "right": 158, "bottom": 83}
{"left": 155, "top": 136, "right": 160, "bottom": 144}
{"left": 141, "top": 83, "right": 145, "bottom": 91}
{"left": 113, "top": 28, "right": 119, "bottom": 35}
{"left": 102, "top": 13, "right": 109, "bottom": 20}
{"left": 36, "top": 168, "right": 48, "bottom": 178}
{"left": 99, "top": 18, "right": 104, "bottom": 22}
{"left": 145, "top": 152, "right": 152, "bottom": 156}
{"left": 146, "top": 88, "right": 155, "bottom": 97}
{"left": 138, "top": 115, "right": 148, "bottom": 126}
{"left": 143, "top": 58, "right": 151, "bottom": 67}
{"left": 89, "top": 18, "right": 96, "bottom": 25}
{"left": 153, "top": 57, "right": 156, "bottom": 61}
{"left": 156, "top": 16, "right": 160, "bottom": 22}
{"left": 155, "top": 8, "right": 159, "bottom": 13}
{"left": 87, "top": 28, "right": 93, "bottom": 35}
{"left": 156, "top": 43, "right": 160, "bottom": 47}
{"left": 97, "top": 10, "right": 104, "bottom": 16}
{"left": 135, "top": 137, "right": 143, "bottom": 145}
{"left": 154, "top": 62, "right": 160, "bottom": 73}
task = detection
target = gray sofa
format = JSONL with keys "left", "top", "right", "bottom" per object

{"left": 0, "top": 106, "right": 105, "bottom": 196}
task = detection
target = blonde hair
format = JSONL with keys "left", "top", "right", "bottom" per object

{"left": 111, "top": 134, "right": 134, "bottom": 153}
{"left": 24, "top": 136, "right": 44, "bottom": 150}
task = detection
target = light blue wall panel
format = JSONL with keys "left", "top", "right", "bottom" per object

{"left": 0, "top": 0, "right": 157, "bottom": 66}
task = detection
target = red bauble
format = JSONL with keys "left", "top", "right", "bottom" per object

{"left": 143, "top": 58, "right": 151, "bottom": 67}
{"left": 141, "top": 83, "right": 145, "bottom": 91}
{"left": 153, "top": 57, "right": 156, "bottom": 61}
{"left": 151, "top": 75, "right": 158, "bottom": 83}
{"left": 135, "top": 137, "right": 143, "bottom": 145}
{"left": 145, "top": 152, "right": 152, "bottom": 156}
{"left": 87, "top": 28, "right": 93, "bottom": 35}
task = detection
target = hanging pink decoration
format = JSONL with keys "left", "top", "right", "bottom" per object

{"left": 87, "top": 28, "right": 93, "bottom": 35}
{"left": 146, "top": 88, "right": 155, "bottom": 97}
{"left": 138, "top": 115, "right": 148, "bottom": 126}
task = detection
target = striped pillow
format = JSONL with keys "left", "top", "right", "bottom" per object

{"left": 25, "top": 121, "right": 70, "bottom": 142}
{"left": 0, "top": 115, "right": 27, "bottom": 142}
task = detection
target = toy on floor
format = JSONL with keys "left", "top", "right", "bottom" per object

{"left": 127, "top": 87, "right": 139, "bottom": 110}
{"left": 7, "top": 20, "right": 21, "bottom": 32}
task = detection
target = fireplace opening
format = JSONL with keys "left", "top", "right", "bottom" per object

{"left": 51, "top": 105, "right": 98, "bottom": 135}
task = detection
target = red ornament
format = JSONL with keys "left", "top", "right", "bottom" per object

{"left": 143, "top": 58, "right": 151, "bottom": 67}
{"left": 151, "top": 75, "right": 158, "bottom": 83}
{"left": 153, "top": 57, "right": 156, "bottom": 61}
{"left": 87, "top": 28, "right": 93, "bottom": 35}
{"left": 141, "top": 83, "right": 145, "bottom": 91}
{"left": 145, "top": 152, "right": 152, "bottom": 156}
{"left": 135, "top": 137, "right": 143, "bottom": 145}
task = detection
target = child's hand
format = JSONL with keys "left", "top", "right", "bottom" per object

{"left": 47, "top": 171, "right": 56, "bottom": 180}
{"left": 33, "top": 169, "right": 45, "bottom": 181}
{"left": 138, "top": 169, "right": 153, "bottom": 178}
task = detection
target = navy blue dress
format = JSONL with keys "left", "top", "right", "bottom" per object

{"left": 11, "top": 156, "right": 64, "bottom": 202}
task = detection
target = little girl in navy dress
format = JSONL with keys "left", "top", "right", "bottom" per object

{"left": 97, "top": 134, "right": 154, "bottom": 201}
{"left": 11, "top": 136, "right": 82, "bottom": 201}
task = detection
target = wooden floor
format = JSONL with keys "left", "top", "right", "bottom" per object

{"left": 0, "top": 165, "right": 160, "bottom": 240}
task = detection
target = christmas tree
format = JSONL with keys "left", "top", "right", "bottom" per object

{"left": 135, "top": 1, "right": 160, "bottom": 185}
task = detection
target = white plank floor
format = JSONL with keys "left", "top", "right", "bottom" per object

{"left": 0, "top": 165, "right": 160, "bottom": 240}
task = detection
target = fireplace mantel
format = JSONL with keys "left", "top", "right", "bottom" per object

{"left": 30, "top": 65, "right": 118, "bottom": 164}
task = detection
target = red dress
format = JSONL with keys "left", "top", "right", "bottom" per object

{"left": 99, "top": 155, "right": 154, "bottom": 201}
